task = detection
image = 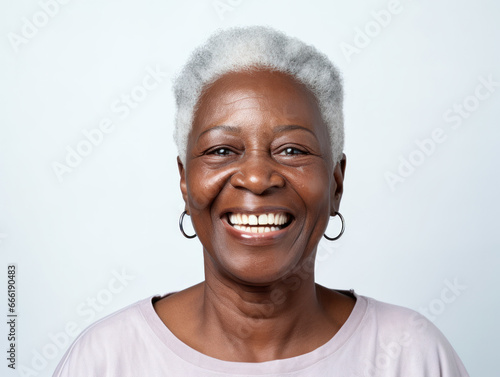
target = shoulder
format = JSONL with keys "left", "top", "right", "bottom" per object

{"left": 353, "top": 294, "right": 469, "bottom": 377}
{"left": 52, "top": 295, "right": 157, "bottom": 377}
{"left": 361, "top": 295, "right": 446, "bottom": 344}
{"left": 73, "top": 296, "right": 150, "bottom": 342}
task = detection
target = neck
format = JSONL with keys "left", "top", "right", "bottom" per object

{"left": 199, "top": 252, "right": 337, "bottom": 362}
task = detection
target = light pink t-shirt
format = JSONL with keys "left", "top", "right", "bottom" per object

{"left": 52, "top": 292, "right": 469, "bottom": 376}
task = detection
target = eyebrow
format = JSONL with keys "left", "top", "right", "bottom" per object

{"left": 197, "top": 124, "right": 316, "bottom": 140}
{"left": 273, "top": 124, "right": 316, "bottom": 136}
{"left": 197, "top": 125, "right": 241, "bottom": 139}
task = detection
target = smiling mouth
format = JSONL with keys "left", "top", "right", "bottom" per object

{"left": 227, "top": 212, "right": 292, "bottom": 233}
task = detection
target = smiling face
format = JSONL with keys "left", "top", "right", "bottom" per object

{"left": 178, "top": 69, "right": 346, "bottom": 285}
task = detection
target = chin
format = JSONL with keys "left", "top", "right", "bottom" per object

{"left": 214, "top": 249, "right": 304, "bottom": 287}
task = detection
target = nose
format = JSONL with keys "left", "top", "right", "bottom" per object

{"left": 229, "top": 151, "right": 285, "bottom": 195}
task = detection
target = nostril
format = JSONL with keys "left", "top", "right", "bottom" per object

{"left": 229, "top": 171, "right": 247, "bottom": 188}
{"left": 229, "top": 159, "right": 285, "bottom": 193}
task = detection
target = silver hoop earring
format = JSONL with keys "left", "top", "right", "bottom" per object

{"left": 323, "top": 211, "right": 345, "bottom": 241}
{"left": 179, "top": 211, "right": 196, "bottom": 239}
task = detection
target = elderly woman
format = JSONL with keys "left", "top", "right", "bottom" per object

{"left": 53, "top": 26, "right": 469, "bottom": 376}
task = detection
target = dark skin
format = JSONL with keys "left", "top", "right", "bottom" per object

{"left": 154, "top": 68, "right": 355, "bottom": 362}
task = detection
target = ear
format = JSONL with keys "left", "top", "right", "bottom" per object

{"left": 177, "top": 156, "right": 189, "bottom": 213}
{"left": 330, "top": 153, "right": 346, "bottom": 216}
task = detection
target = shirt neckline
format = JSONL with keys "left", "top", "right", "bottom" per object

{"left": 139, "top": 290, "right": 368, "bottom": 374}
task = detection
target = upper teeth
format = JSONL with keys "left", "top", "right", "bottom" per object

{"left": 229, "top": 213, "right": 289, "bottom": 226}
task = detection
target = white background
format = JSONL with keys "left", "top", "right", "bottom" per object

{"left": 1, "top": 0, "right": 499, "bottom": 376}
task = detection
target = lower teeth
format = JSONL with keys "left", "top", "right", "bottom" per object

{"left": 233, "top": 225, "right": 280, "bottom": 233}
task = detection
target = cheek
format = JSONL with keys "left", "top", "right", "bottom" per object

{"left": 293, "top": 166, "right": 333, "bottom": 250}
{"left": 185, "top": 162, "right": 234, "bottom": 211}
{"left": 293, "top": 166, "right": 332, "bottom": 210}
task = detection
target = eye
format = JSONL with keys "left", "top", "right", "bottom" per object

{"left": 279, "top": 146, "right": 308, "bottom": 156}
{"left": 208, "top": 147, "right": 234, "bottom": 156}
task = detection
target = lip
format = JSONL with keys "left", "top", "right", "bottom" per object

{"left": 220, "top": 206, "right": 295, "bottom": 245}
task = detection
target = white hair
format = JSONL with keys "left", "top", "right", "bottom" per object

{"left": 173, "top": 26, "right": 344, "bottom": 165}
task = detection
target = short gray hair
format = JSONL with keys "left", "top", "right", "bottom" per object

{"left": 173, "top": 26, "right": 344, "bottom": 164}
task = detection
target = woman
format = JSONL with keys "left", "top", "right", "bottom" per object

{"left": 53, "top": 26, "right": 469, "bottom": 376}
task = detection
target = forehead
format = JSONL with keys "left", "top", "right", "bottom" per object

{"left": 192, "top": 69, "right": 326, "bottom": 131}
